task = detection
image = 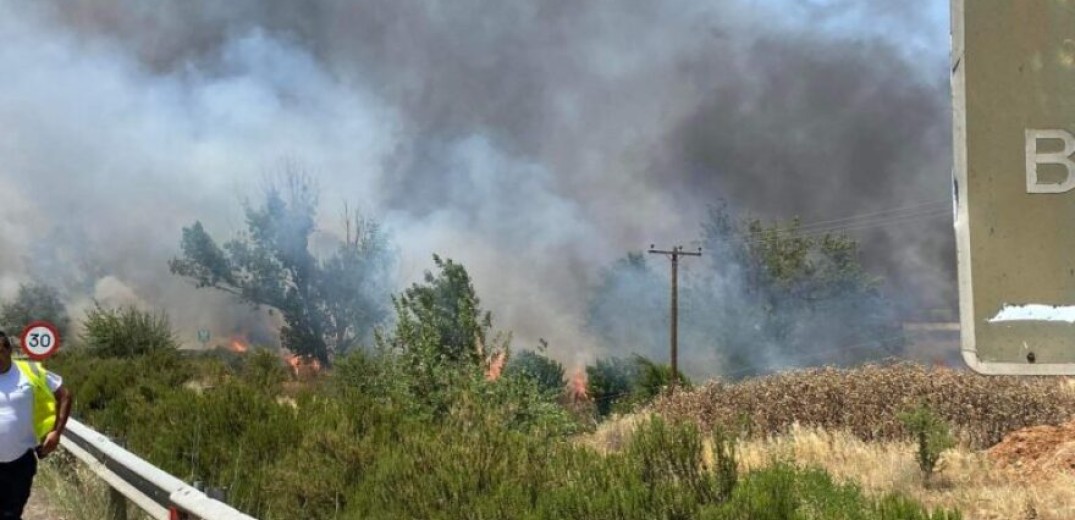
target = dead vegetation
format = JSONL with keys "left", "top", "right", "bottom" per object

{"left": 576, "top": 364, "right": 1075, "bottom": 519}
{"left": 652, "top": 362, "right": 1075, "bottom": 449}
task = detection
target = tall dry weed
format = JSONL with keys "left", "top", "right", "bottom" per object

{"left": 654, "top": 362, "right": 1075, "bottom": 449}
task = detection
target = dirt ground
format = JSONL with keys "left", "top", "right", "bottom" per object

{"left": 988, "top": 419, "right": 1075, "bottom": 480}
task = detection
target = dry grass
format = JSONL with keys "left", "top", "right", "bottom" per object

{"left": 654, "top": 362, "right": 1075, "bottom": 448}
{"left": 34, "top": 450, "right": 153, "bottom": 520}
{"left": 736, "top": 425, "right": 1075, "bottom": 520}
{"left": 581, "top": 416, "right": 1075, "bottom": 520}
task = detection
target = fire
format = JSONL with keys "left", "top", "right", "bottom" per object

{"left": 229, "top": 337, "right": 249, "bottom": 353}
{"left": 568, "top": 368, "right": 588, "bottom": 402}
{"left": 485, "top": 351, "right": 507, "bottom": 381}
{"left": 283, "top": 352, "right": 322, "bottom": 379}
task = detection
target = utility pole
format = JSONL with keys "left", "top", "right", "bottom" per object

{"left": 648, "top": 244, "right": 701, "bottom": 393}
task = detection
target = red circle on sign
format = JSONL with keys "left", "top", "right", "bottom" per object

{"left": 19, "top": 321, "right": 61, "bottom": 361}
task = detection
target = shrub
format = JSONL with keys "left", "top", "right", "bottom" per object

{"left": 504, "top": 348, "right": 565, "bottom": 396}
{"left": 699, "top": 463, "right": 962, "bottom": 520}
{"left": 899, "top": 404, "right": 955, "bottom": 484}
{"left": 586, "top": 357, "right": 639, "bottom": 418}
{"left": 80, "top": 304, "right": 178, "bottom": 358}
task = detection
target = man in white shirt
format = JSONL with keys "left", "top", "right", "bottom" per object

{"left": 0, "top": 331, "right": 71, "bottom": 520}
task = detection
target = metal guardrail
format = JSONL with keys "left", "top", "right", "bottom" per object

{"left": 60, "top": 419, "right": 257, "bottom": 520}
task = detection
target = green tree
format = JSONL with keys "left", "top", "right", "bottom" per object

{"left": 0, "top": 282, "right": 70, "bottom": 339}
{"left": 385, "top": 255, "right": 494, "bottom": 366}
{"left": 376, "top": 255, "right": 511, "bottom": 416}
{"left": 170, "top": 173, "right": 393, "bottom": 364}
{"left": 702, "top": 202, "right": 903, "bottom": 374}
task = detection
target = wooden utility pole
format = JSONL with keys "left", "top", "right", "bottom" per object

{"left": 647, "top": 245, "right": 701, "bottom": 393}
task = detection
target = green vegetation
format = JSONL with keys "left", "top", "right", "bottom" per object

{"left": 169, "top": 172, "right": 394, "bottom": 364}
{"left": 586, "top": 355, "right": 691, "bottom": 418}
{"left": 503, "top": 344, "right": 566, "bottom": 396}
{"left": 80, "top": 304, "right": 180, "bottom": 358}
{"left": 899, "top": 404, "right": 956, "bottom": 485}
{"left": 38, "top": 251, "right": 956, "bottom": 519}
{"left": 587, "top": 203, "right": 904, "bottom": 379}
{"left": 0, "top": 282, "right": 70, "bottom": 338}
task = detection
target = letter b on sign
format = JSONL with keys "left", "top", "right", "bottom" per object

{"left": 1026, "top": 129, "right": 1075, "bottom": 193}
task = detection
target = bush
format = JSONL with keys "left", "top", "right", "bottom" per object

{"left": 587, "top": 355, "right": 692, "bottom": 419}
{"left": 699, "top": 463, "right": 962, "bottom": 520}
{"left": 504, "top": 348, "right": 565, "bottom": 396}
{"left": 80, "top": 304, "right": 179, "bottom": 358}
{"left": 899, "top": 404, "right": 955, "bottom": 484}
{"left": 55, "top": 346, "right": 957, "bottom": 520}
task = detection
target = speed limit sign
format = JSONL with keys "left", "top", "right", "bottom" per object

{"left": 19, "top": 321, "right": 61, "bottom": 360}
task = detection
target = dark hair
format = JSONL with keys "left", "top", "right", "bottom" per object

{"left": 0, "top": 331, "right": 9, "bottom": 350}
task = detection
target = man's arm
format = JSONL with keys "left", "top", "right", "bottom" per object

{"left": 52, "top": 386, "right": 72, "bottom": 435}
{"left": 39, "top": 386, "right": 72, "bottom": 456}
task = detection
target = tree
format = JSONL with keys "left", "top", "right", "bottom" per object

{"left": 384, "top": 255, "right": 499, "bottom": 366}
{"left": 698, "top": 203, "right": 903, "bottom": 375}
{"left": 587, "top": 202, "right": 903, "bottom": 380}
{"left": 376, "top": 255, "right": 509, "bottom": 417}
{"left": 0, "top": 282, "right": 70, "bottom": 339}
{"left": 170, "top": 173, "right": 393, "bottom": 364}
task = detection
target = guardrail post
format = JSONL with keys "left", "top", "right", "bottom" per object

{"left": 108, "top": 487, "right": 127, "bottom": 520}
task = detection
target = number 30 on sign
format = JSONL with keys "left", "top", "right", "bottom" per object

{"left": 19, "top": 321, "right": 61, "bottom": 360}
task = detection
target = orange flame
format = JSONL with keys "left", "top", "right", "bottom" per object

{"left": 229, "top": 337, "right": 249, "bottom": 353}
{"left": 283, "top": 352, "right": 322, "bottom": 379}
{"left": 568, "top": 368, "right": 588, "bottom": 402}
{"left": 485, "top": 351, "right": 507, "bottom": 381}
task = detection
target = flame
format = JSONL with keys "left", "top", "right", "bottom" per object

{"left": 229, "top": 337, "right": 249, "bottom": 353}
{"left": 283, "top": 352, "right": 322, "bottom": 379}
{"left": 485, "top": 351, "right": 507, "bottom": 381}
{"left": 568, "top": 368, "right": 588, "bottom": 401}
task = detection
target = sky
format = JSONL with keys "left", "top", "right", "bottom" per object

{"left": 0, "top": 1, "right": 955, "bottom": 368}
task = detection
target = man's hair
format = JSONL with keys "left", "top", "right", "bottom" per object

{"left": 0, "top": 331, "right": 9, "bottom": 349}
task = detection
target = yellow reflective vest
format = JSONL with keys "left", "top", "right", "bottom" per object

{"left": 14, "top": 360, "right": 56, "bottom": 442}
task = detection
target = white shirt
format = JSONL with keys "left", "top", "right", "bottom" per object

{"left": 0, "top": 363, "right": 62, "bottom": 462}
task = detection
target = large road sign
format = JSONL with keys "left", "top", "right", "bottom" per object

{"left": 953, "top": 0, "right": 1075, "bottom": 374}
{"left": 19, "top": 321, "right": 61, "bottom": 361}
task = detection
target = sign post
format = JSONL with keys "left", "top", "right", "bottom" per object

{"left": 19, "top": 321, "right": 61, "bottom": 361}
{"left": 953, "top": 0, "right": 1075, "bottom": 373}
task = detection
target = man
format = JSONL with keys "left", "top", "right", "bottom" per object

{"left": 0, "top": 331, "right": 71, "bottom": 519}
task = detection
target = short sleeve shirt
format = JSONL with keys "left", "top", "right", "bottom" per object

{"left": 0, "top": 363, "right": 62, "bottom": 462}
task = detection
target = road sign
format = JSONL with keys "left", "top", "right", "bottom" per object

{"left": 19, "top": 321, "right": 61, "bottom": 361}
{"left": 953, "top": 0, "right": 1075, "bottom": 374}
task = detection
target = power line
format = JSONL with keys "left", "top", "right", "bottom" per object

{"left": 791, "top": 200, "right": 949, "bottom": 232}
{"left": 740, "top": 206, "right": 951, "bottom": 245}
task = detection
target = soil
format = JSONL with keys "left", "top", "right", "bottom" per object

{"left": 988, "top": 419, "right": 1075, "bottom": 480}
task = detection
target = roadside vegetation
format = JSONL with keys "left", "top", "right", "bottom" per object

{"left": 12, "top": 178, "right": 983, "bottom": 518}
{"left": 35, "top": 257, "right": 962, "bottom": 519}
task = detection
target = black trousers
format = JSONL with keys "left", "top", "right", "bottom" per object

{"left": 0, "top": 450, "right": 36, "bottom": 520}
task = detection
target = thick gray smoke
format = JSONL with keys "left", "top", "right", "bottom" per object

{"left": 0, "top": 1, "right": 952, "bottom": 369}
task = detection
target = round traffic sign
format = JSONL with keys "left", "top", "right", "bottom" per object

{"left": 19, "top": 321, "right": 61, "bottom": 360}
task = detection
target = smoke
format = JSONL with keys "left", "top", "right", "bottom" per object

{"left": 0, "top": 1, "right": 952, "bottom": 369}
